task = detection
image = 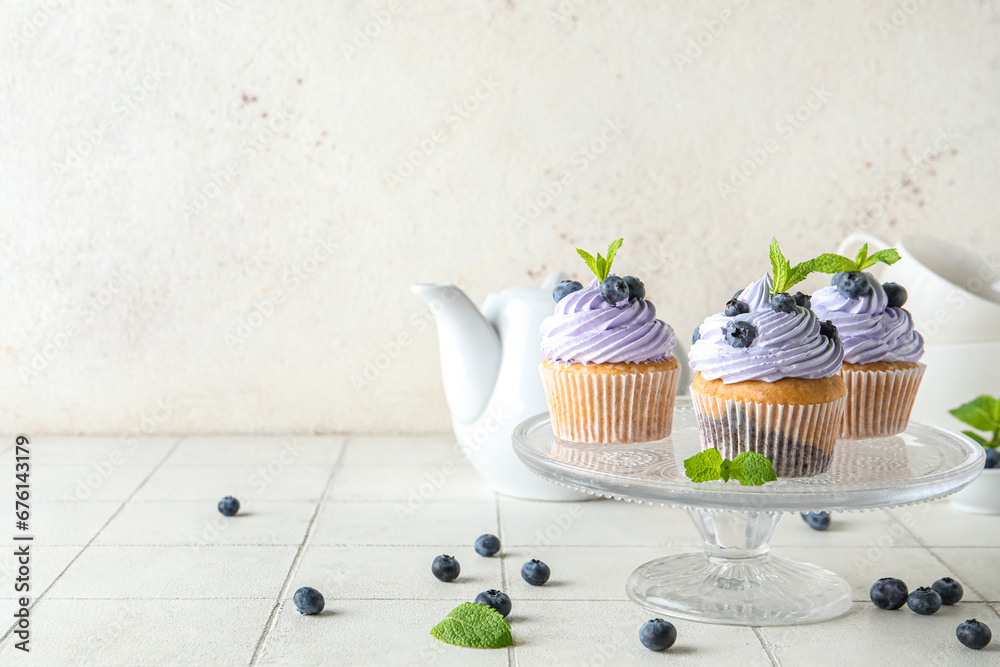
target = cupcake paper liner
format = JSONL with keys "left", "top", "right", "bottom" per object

{"left": 690, "top": 390, "right": 846, "bottom": 477}
{"left": 841, "top": 363, "right": 926, "bottom": 439}
{"left": 539, "top": 362, "right": 680, "bottom": 444}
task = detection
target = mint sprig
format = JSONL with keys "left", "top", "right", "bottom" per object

{"left": 949, "top": 395, "right": 1000, "bottom": 449}
{"left": 684, "top": 450, "right": 777, "bottom": 486}
{"left": 430, "top": 602, "right": 514, "bottom": 649}
{"left": 576, "top": 238, "right": 623, "bottom": 283}
{"left": 807, "top": 243, "right": 902, "bottom": 276}
{"left": 768, "top": 237, "right": 815, "bottom": 297}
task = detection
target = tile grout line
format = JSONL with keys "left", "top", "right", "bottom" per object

{"left": 890, "top": 509, "right": 991, "bottom": 602}
{"left": 494, "top": 494, "right": 516, "bottom": 667}
{"left": 248, "top": 437, "right": 348, "bottom": 666}
{"left": 0, "top": 435, "right": 186, "bottom": 649}
{"left": 752, "top": 626, "right": 781, "bottom": 667}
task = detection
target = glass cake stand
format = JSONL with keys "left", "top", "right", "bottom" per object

{"left": 511, "top": 397, "right": 984, "bottom": 626}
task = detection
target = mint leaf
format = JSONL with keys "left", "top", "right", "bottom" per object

{"left": 769, "top": 237, "right": 792, "bottom": 295}
{"left": 860, "top": 249, "right": 902, "bottom": 270}
{"left": 855, "top": 243, "right": 869, "bottom": 268}
{"left": 949, "top": 395, "right": 1000, "bottom": 432}
{"left": 684, "top": 449, "right": 724, "bottom": 483}
{"left": 785, "top": 261, "right": 814, "bottom": 293}
{"left": 728, "top": 451, "right": 778, "bottom": 486}
{"left": 605, "top": 238, "right": 623, "bottom": 267}
{"left": 808, "top": 253, "right": 858, "bottom": 274}
{"left": 596, "top": 253, "right": 608, "bottom": 282}
{"left": 430, "top": 602, "right": 513, "bottom": 649}
{"left": 963, "top": 430, "right": 989, "bottom": 446}
{"left": 576, "top": 248, "right": 598, "bottom": 278}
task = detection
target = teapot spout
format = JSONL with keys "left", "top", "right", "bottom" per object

{"left": 411, "top": 284, "right": 502, "bottom": 425}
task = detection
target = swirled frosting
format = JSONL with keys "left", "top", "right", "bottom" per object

{"left": 540, "top": 277, "right": 677, "bottom": 364}
{"left": 811, "top": 273, "right": 924, "bottom": 364}
{"left": 689, "top": 275, "right": 844, "bottom": 383}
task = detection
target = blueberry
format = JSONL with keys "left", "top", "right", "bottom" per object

{"left": 870, "top": 577, "right": 909, "bottom": 610}
{"left": 552, "top": 280, "right": 583, "bottom": 302}
{"left": 834, "top": 271, "right": 872, "bottom": 299}
{"left": 792, "top": 291, "right": 811, "bottom": 310}
{"left": 520, "top": 559, "right": 550, "bottom": 586}
{"left": 600, "top": 276, "right": 629, "bottom": 305}
{"left": 770, "top": 292, "right": 797, "bottom": 314}
{"left": 639, "top": 618, "right": 677, "bottom": 651}
{"left": 431, "top": 554, "right": 460, "bottom": 582}
{"left": 801, "top": 511, "right": 831, "bottom": 531}
{"left": 882, "top": 282, "right": 907, "bottom": 308}
{"left": 907, "top": 586, "right": 942, "bottom": 615}
{"left": 622, "top": 276, "right": 645, "bottom": 301}
{"left": 725, "top": 321, "right": 756, "bottom": 348}
{"left": 691, "top": 324, "right": 701, "bottom": 345}
{"left": 984, "top": 448, "right": 999, "bottom": 469}
{"left": 932, "top": 577, "right": 964, "bottom": 605}
{"left": 293, "top": 586, "right": 325, "bottom": 615}
{"left": 733, "top": 288, "right": 744, "bottom": 299}
{"left": 474, "top": 534, "right": 500, "bottom": 557}
{"left": 475, "top": 589, "right": 512, "bottom": 618}
{"left": 957, "top": 619, "right": 992, "bottom": 650}
{"left": 819, "top": 320, "right": 839, "bottom": 343}
{"left": 724, "top": 298, "right": 750, "bottom": 317}
{"left": 218, "top": 496, "right": 240, "bottom": 516}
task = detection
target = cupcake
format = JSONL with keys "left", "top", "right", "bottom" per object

{"left": 811, "top": 270, "right": 925, "bottom": 439}
{"left": 539, "top": 239, "right": 679, "bottom": 444}
{"left": 689, "top": 269, "right": 847, "bottom": 477}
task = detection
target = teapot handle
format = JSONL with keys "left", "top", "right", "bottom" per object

{"left": 837, "top": 231, "right": 889, "bottom": 256}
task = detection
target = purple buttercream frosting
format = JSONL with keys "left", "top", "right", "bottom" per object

{"left": 540, "top": 277, "right": 677, "bottom": 364}
{"left": 689, "top": 275, "right": 844, "bottom": 383}
{"left": 811, "top": 273, "right": 924, "bottom": 364}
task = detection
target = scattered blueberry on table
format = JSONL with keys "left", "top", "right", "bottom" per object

{"left": 907, "top": 586, "right": 942, "bottom": 615}
{"left": 931, "top": 577, "right": 963, "bottom": 605}
{"left": 474, "top": 534, "right": 500, "bottom": 557}
{"left": 956, "top": 619, "right": 992, "bottom": 650}
{"left": 870, "top": 577, "right": 909, "bottom": 610}
{"left": 475, "top": 589, "right": 512, "bottom": 618}
{"left": 801, "top": 511, "right": 831, "bottom": 531}
{"left": 520, "top": 559, "right": 550, "bottom": 586}
{"left": 432, "top": 554, "right": 461, "bottom": 582}
{"left": 293, "top": 587, "right": 325, "bottom": 615}
{"left": 217, "top": 496, "right": 240, "bottom": 516}
{"left": 639, "top": 618, "right": 677, "bottom": 651}
{"left": 984, "top": 447, "right": 999, "bottom": 469}
{"left": 552, "top": 280, "right": 583, "bottom": 302}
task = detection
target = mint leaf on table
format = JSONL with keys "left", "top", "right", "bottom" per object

{"left": 860, "top": 248, "right": 901, "bottom": 270}
{"left": 949, "top": 395, "right": 1000, "bottom": 433}
{"left": 684, "top": 450, "right": 776, "bottom": 486}
{"left": 430, "top": 602, "right": 513, "bottom": 649}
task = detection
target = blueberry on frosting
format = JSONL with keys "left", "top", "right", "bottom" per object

{"left": 600, "top": 276, "right": 629, "bottom": 305}
{"left": 770, "top": 293, "right": 797, "bottom": 314}
{"left": 725, "top": 321, "right": 757, "bottom": 348}
{"left": 819, "top": 320, "right": 838, "bottom": 342}
{"left": 792, "top": 291, "right": 811, "bottom": 309}
{"left": 882, "top": 282, "right": 907, "bottom": 308}
{"left": 552, "top": 280, "right": 583, "bottom": 303}
{"left": 623, "top": 276, "right": 645, "bottom": 301}
{"left": 725, "top": 299, "right": 750, "bottom": 317}
{"left": 833, "top": 271, "right": 871, "bottom": 299}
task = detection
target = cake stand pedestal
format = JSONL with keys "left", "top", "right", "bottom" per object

{"left": 511, "top": 397, "right": 984, "bottom": 626}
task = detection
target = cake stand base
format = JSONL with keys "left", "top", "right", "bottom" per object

{"left": 625, "top": 508, "right": 852, "bottom": 626}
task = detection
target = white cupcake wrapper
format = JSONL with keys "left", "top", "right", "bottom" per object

{"left": 540, "top": 362, "right": 680, "bottom": 444}
{"left": 841, "top": 363, "right": 926, "bottom": 439}
{"left": 690, "top": 391, "right": 846, "bottom": 477}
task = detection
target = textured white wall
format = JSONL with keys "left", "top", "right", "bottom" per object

{"left": 2, "top": 1, "right": 998, "bottom": 435}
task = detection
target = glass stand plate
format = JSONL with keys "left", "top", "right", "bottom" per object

{"left": 512, "top": 397, "right": 984, "bottom": 626}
